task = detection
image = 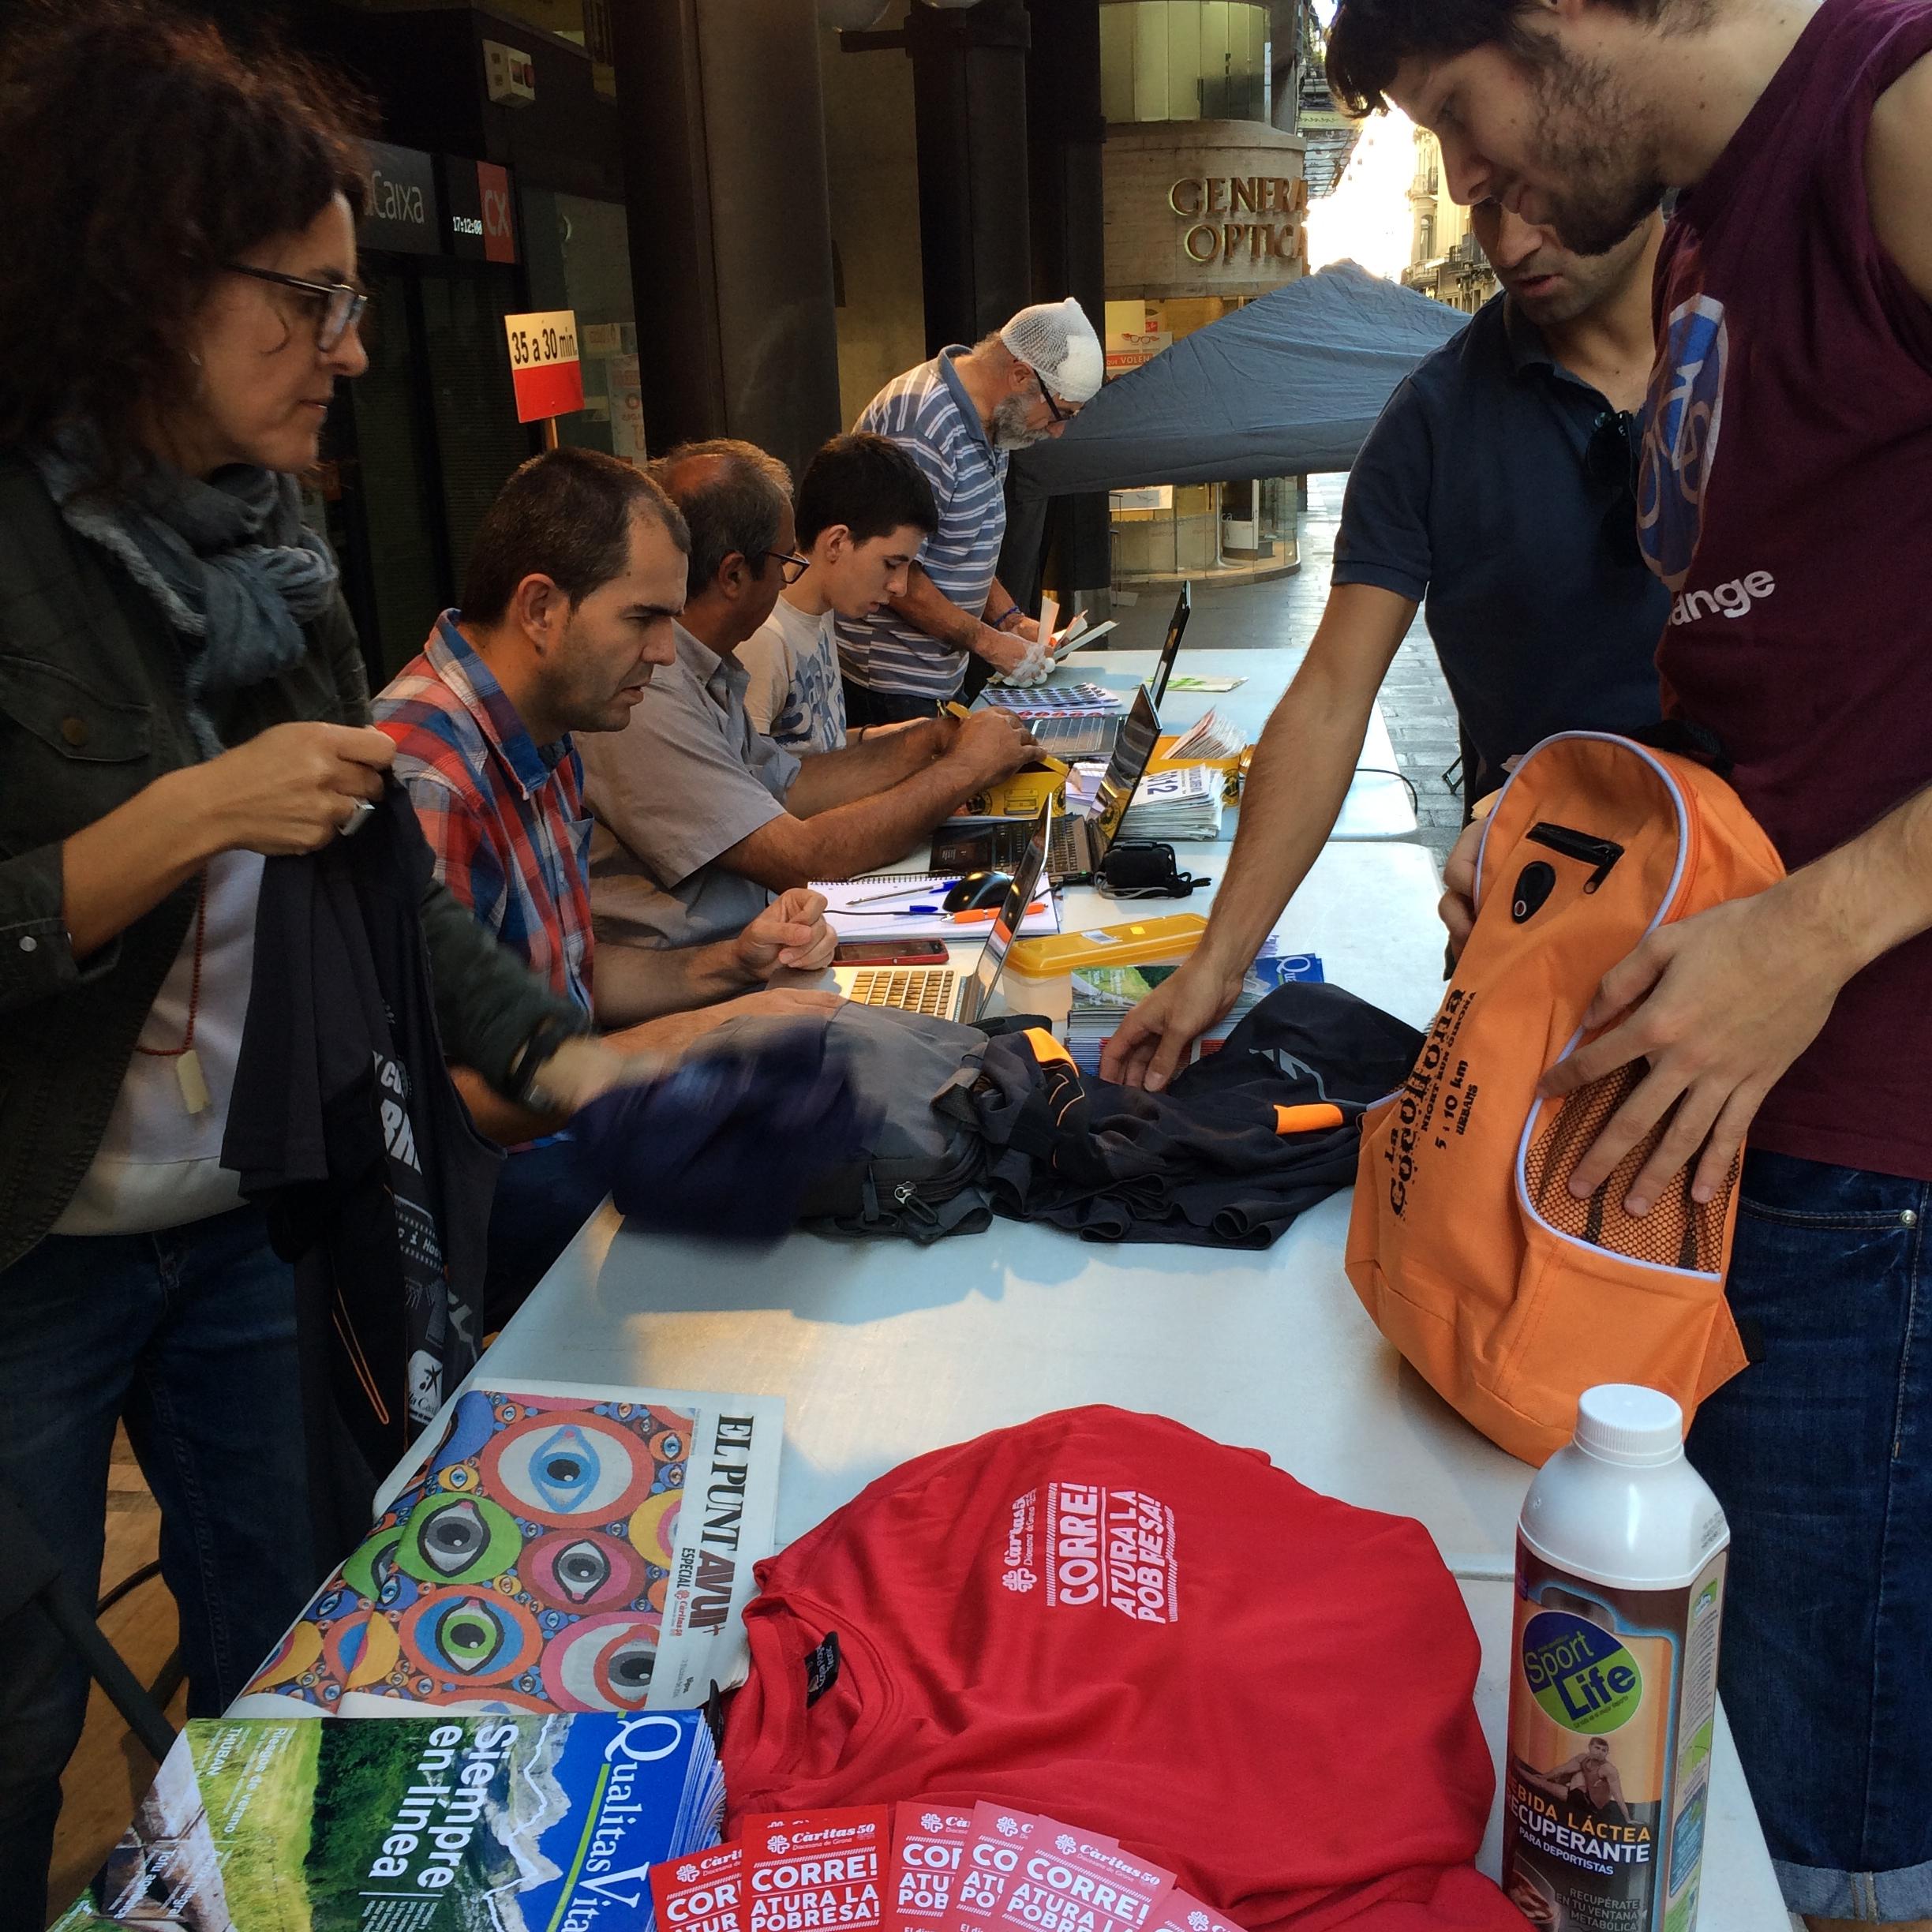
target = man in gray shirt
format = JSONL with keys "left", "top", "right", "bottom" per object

{"left": 581, "top": 440, "right": 1035, "bottom": 952}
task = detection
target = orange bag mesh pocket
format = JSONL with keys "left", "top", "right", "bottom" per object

{"left": 1522, "top": 1063, "right": 1737, "bottom": 1276}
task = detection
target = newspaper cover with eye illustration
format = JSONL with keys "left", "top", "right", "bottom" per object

{"left": 231, "top": 1380, "right": 783, "bottom": 1720}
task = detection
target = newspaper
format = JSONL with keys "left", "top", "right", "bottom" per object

{"left": 231, "top": 1378, "right": 783, "bottom": 1717}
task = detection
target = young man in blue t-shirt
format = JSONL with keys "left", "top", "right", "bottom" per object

{"left": 1105, "top": 200, "right": 1665, "bottom": 1091}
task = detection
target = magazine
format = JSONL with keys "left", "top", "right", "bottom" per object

{"left": 53, "top": 1710, "right": 723, "bottom": 1930}
{"left": 233, "top": 1380, "right": 783, "bottom": 1718}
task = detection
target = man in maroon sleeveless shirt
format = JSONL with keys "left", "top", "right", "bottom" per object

{"left": 1324, "top": 0, "right": 1932, "bottom": 1924}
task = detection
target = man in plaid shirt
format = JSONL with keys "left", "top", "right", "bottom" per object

{"left": 376, "top": 449, "right": 837, "bottom": 1316}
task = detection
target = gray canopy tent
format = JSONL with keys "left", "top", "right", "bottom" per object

{"left": 1014, "top": 260, "right": 1472, "bottom": 498}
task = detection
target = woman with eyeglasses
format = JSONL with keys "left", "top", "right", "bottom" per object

{"left": 0, "top": 7, "right": 623, "bottom": 1911}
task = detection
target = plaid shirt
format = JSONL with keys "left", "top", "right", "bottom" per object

{"left": 375, "top": 612, "right": 594, "bottom": 1015}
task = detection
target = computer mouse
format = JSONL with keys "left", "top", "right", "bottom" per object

{"left": 943, "top": 869, "right": 1014, "bottom": 912}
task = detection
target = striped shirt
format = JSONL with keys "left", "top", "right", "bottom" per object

{"left": 373, "top": 612, "right": 594, "bottom": 1016}
{"left": 837, "top": 346, "right": 1009, "bottom": 701}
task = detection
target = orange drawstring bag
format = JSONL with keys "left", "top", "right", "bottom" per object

{"left": 1346, "top": 732, "right": 1784, "bottom": 1465}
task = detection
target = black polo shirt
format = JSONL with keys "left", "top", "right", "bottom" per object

{"left": 1333, "top": 292, "right": 1668, "bottom": 788}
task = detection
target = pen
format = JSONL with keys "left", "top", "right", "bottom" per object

{"left": 848, "top": 879, "right": 958, "bottom": 907}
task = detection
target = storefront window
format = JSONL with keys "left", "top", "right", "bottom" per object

{"left": 335, "top": 267, "right": 445, "bottom": 678}
{"left": 522, "top": 189, "right": 644, "bottom": 463}
{"left": 1099, "top": 2, "right": 1271, "bottom": 126}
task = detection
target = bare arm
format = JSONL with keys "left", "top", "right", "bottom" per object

{"left": 722, "top": 714, "right": 1035, "bottom": 888}
{"left": 1100, "top": 584, "right": 1418, "bottom": 1088}
{"left": 1869, "top": 51, "right": 1932, "bottom": 304}
{"left": 590, "top": 937, "right": 756, "bottom": 1029}
{"left": 590, "top": 889, "right": 835, "bottom": 1027}
{"left": 788, "top": 717, "right": 948, "bottom": 815}
{"left": 888, "top": 563, "right": 1034, "bottom": 676}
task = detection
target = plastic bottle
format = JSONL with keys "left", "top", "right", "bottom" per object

{"left": 1500, "top": 1385, "right": 1729, "bottom": 1932}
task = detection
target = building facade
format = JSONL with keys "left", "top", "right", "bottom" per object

{"left": 1400, "top": 126, "right": 1497, "bottom": 315}
{"left": 1098, "top": 0, "right": 1309, "bottom": 583}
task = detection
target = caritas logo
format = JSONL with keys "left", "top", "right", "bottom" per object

{"left": 999, "top": 1483, "right": 1179, "bottom": 1623}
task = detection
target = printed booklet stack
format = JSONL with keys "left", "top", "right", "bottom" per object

{"left": 648, "top": 1799, "right": 1245, "bottom": 1932}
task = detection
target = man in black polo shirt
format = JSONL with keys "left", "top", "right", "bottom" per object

{"left": 1103, "top": 199, "right": 1667, "bottom": 1090}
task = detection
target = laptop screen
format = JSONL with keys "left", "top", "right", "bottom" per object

{"left": 1089, "top": 688, "right": 1162, "bottom": 861}
{"left": 961, "top": 796, "right": 1052, "bottom": 1023}
{"left": 1148, "top": 581, "right": 1192, "bottom": 707}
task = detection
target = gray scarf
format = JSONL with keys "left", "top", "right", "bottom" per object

{"left": 35, "top": 430, "right": 341, "bottom": 755}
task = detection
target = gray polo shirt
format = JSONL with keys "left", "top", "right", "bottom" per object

{"left": 580, "top": 623, "right": 802, "bottom": 949}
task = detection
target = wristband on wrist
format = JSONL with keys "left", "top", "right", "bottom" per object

{"left": 986, "top": 605, "right": 1022, "bottom": 632}
{"left": 505, "top": 1013, "right": 592, "bottom": 1110}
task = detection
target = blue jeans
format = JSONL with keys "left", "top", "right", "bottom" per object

{"left": 0, "top": 1203, "right": 315, "bottom": 1930}
{"left": 483, "top": 1134, "right": 611, "bottom": 1330}
{"left": 1688, "top": 1149, "right": 1932, "bottom": 1923}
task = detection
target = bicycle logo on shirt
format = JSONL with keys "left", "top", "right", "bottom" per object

{"left": 1636, "top": 293, "right": 1729, "bottom": 593}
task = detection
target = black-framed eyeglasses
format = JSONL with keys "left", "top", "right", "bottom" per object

{"left": 764, "top": 550, "right": 810, "bottom": 585}
{"left": 1035, "top": 373, "right": 1079, "bottom": 425}
{"left": 225, "top": 263, "right": 369, "bottom": 352}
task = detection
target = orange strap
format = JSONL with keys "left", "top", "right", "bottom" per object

{"left": 1025, "top": 1028, "right": 1076, "bottom": 1069}
{"left": 1274, "top": 1102, "right": 1345, "bottom": 1136}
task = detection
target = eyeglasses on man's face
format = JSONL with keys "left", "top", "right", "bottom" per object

{"left": 1035, "top": 373, "right": 1086, "bottom": 425}
{"left": 226, "top": 263, "right": 369, "bottom": 352}
{"left": 765, "top": 550, "right": 811, "bottom": 585}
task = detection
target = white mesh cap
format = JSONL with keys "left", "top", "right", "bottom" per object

{"left": 1000, "top": 298, "right": 1104, "bottom": 404}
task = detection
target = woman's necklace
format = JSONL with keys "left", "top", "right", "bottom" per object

{"left": 134, "top": 870, "right": 211, "bottom": 1114}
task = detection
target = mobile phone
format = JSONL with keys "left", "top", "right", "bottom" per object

{"left": 833, "top": 939, "right": 950, "bottom": 965}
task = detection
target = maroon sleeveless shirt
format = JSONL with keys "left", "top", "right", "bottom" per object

{"left": 1637, "top": 0, "right": 1932, "bottom": 1181}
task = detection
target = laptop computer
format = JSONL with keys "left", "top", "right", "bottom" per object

{"left": 836, "top": 796, "right": 1052, "bottom": 1022}
{"left": 1148, "top": 578, "right": 1191, "bottom": 706}
{"left": 1022, "top": 582, "right": 1191, "bottom": 760}
{"left": 930, "top": 687, "right": 1161, "bottom": 884}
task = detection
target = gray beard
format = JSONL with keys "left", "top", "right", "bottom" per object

{"left": 990, "top": 394, "right": 1050, "bottom": 451}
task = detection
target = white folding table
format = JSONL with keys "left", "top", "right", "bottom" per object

{"left": 477, "top": 838, "right": 1787, "bottom": 1926}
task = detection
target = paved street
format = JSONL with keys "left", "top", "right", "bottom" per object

{"left": 1103, "top": 472, "right": 1465, "bottom": 865}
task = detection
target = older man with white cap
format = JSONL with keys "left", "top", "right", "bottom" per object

{"left": 837, "top": 297, "right": 1103, "bottom": 728}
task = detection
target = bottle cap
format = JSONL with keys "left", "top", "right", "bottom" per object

{"left": 1574, "top": 1383, "right": 1684, "bottom": 1466}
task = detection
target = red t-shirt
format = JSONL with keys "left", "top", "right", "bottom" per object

{"left": 721, "top": 1408, "right": 1518, "bottom": 1932}
{"left": 1638, "top": 0, "right": 1932, "bottom": 1180}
